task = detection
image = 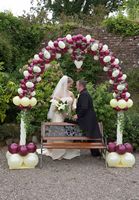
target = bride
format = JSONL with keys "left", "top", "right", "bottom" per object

{"left": 47, "top": 75, "right": 80, "bottom": 160}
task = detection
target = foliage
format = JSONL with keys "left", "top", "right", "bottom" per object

{"left": 60, "top": 54, "right": 103, "bottom": 87}
{"left": 123, "top": 0, "right": 139, "bottom": 20}
{"left": 0, "top": 12, "right": 45, "bottom": 72}
{"left": 87, "top": 82, "right": 117, "bottom": 140}
{"left": 103, "top": 14, "right": 139, "bottom": 36}
{"left": 30, "top": 0, "right": 123, "bottom": 23}
{"left": 124, "top": 110, "right": 139, "bottom": 150}
{"left": 0, "top": 62, "right": 17, "bottom": 123}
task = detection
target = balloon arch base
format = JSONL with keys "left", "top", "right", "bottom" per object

{"left": 7, "top": 33, "right": 136, "bottom": 169}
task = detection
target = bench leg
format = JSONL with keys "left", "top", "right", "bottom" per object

{"left": 40, "top": 139, "right": 43, "bottom": 168}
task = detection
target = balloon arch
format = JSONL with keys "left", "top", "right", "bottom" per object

{"left": 10, "top": 34, "right": 135, "bottom": 168}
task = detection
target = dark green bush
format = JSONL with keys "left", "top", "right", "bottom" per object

{"left": 104, "top": 15, "right": 139, "bottom": 36}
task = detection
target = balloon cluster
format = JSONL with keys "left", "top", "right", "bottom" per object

{"left": 107, "top": 142, "right": 135, "bottom": 167}
{"left": 108, "top": 142, "right": 133, "bottom": 154}
{"left": 12, "top": 34, "right": 133, "bottom": 111}
{"left": 7, "top": 143, "right": 38, "bottom": 169}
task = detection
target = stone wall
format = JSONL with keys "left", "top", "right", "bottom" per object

{"left": 72, "top": 26, "right": 139, "bottom": 69}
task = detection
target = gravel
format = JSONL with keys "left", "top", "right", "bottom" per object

{"left": 0, "top": 147, "right": 139, "bottom": 200}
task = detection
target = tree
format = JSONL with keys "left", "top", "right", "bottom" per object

{"left": 123, "top": 0, "right": 139, "bottom": 20}
{"left": 30, "top": 0, "right": 123, "bottom": 22}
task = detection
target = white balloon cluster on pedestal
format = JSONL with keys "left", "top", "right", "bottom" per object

{"left": 107, "top": 152, "right": 135, "bottom": 167}
{"left": 7, "top": 152, "right": 39, "bottom": 169}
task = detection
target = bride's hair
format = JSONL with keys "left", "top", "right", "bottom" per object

{"left": 68, "top": 77, "right": 73, "bottom": 84}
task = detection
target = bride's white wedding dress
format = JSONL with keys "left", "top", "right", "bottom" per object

{"left": 47, "top": 76, "right": 80, "bottom": 160}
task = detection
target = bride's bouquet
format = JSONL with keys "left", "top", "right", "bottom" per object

{"left": 50, "top": 98, "right": 69, "bottom": 114}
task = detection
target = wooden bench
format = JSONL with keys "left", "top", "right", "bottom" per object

{"left": 40, "top": 122, "right": 107, "bottom": 168}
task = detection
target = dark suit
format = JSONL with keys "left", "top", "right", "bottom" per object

{"left": 76, "top": 89, "right": 102, "bottom": 139}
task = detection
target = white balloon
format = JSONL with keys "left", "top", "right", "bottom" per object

{"left": 8, "top": 154, "right": 23, "bottom": 169}
{"left": 110, "top": 99, "right": 118, "bottom": 108}
{"left": 48, "top": 40, "right": 54, "bottom": 48}
{"left": 121, "top": 153, "right": 135, "bottom": 167}
{"left": 114, "top": 58, "right": 119, "bottom": 65}
{"left": 56, "top": 53, "right": 61, "bottom": 59}
{"left": 26, "top": 81, "right": 34, "bottom": 88}
{"left": 18, "top": 88, "right": 23, "bottom": 94}
{"left": 122, "top": 74, "right": 127, "bottom": 80}
{"left": 44, "top": 50, "right": 51, "bottom": 59}
{"left": 66, "top": 34, "right": 72, "bottom": 40}
{"left": 127, "top": 99, "right": 133, "bottom": 108}
{"left": 107, "top": 152, "right": 121, "bottom": 167}
{"left": 58, "top": 41, "right": 66, "bottom": 49}
{"left": 109, "top": 79, "right": 114, "bottom": 84}
{"left": 29, "top": 97, "right": 37, "bottom": 107}
{"left": 23, "top": 70, "right": 29, "bottom": 77}
{"left": 113, "top": 92, "right": 117, "bottom": 98}
{"left": 33, "top": 66, "right": 41, "bottom": 73}
{"left": 45, "top": 64, "right": 51, "bottom": 69}
{"left": 31, "top": 91, "right": 36, "bottom": 96}
{"left": 74, "top": 60, "right": 83, "bottom": 69}
{"left": 91, "top": 43, "right": 99, "bottom": 51}
{"left": 103, "top": 56, "right": 111, "bottom": 63}
{"left": 94, "top": 55, "right": 99, "bottom": 61}
{"left": 102, "top": 44, "right": 108, "bottom": 51}
{"left": 68, "top": 48, "right": 73, "bottom": 54}
{"left": 103, "top": 66, "right": 109, "bottom": 72}
{"left": 117, "top": 84, "right": 125, "bottom": 91}
{"left": 13, "top": 96, "right": 21, "bottom": 106}
{"left": 6, "top": 151, "right": 12, "bottom": 160}
{"left": 118, "top": 99, "right": 127, "bottom": 109}
{"left": 24, "top": 153, "right": 39, "bottom": 168}
{"left": 34, "top": 54, "right": 40, "bottom": 60}
{"left": 112, "top": 69, "right": 120, "bottom": 77}
{"left": 86, "top": 34, "right": 91, "bottom": 42}
{"left": 36, "top": 77, "right": 42, "bottom": 82}
{"left": 21, "top": 97, "right": 30, "bottom": 107}
{"left": 125, "top": 92, "right": 130, "bottom": 98}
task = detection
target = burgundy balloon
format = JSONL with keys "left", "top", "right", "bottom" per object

{"left": 28, "top": 67, "right": 33, "bottom": 74}
{"left": 110, "top": 56, "right": 115, "bottom": 63}
{"left": 8, "top": 143, "right": 19, "bottom": 154}
{"left": 108, "top": 142, "right": 116, "bottom": 152}
{"left": 20, "top": 79, "right": 25, "bottom": 84}
{"left": 116, "top": 144, "right": 126, "bottom": 155}
{"left": 21, "top": 84, "right": 26, "bottom": 90}
{"left": 54, "top": 41, "right": 58, "bottom": 47}
{"left": 114, "top": 106, "right": 121, "bottom": 111}
{"left": 27, "top": 142, "right": 37, "bottom": 153}
{"left": 39, "top": 52, "right": 43, "bottom": 59}
{"left": 18, "top": 145, "right": 28, "bottom": 156}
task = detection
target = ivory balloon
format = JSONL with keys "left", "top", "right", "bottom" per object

{"left": 66, "top": 34, "right": 72, "bottom": 40}
{"left": 74, "top": 60, "right": 83, "bottom": 69}
{"left": 20, "top": 97, "right": 30, "bottom": 107}
{"left": 117, "top": 99, "right": 127, "bottom": 109}
{"left": 8, "top": 154, "right": 23, "bottom": 169}
{"left": 58, "top": 41, "right": 66, "bottom": 49}
{"left": 36, "top": 77, "right": 42, "bottom": 82}
{"left": 117, "top": 84, "right": 125, "bottom": 91}
{"left": 13, "top": 96, "right": 21, "bottom": 106}
{"left": 26, "top": 82, "right": 34, "bottom": 88}
{"left": 110, "top": 99, "right": 118, "bottom": 108}
{"left": 18, "top": 88, "right": 23, "bottom": 95}
{"left": 24, "top": 153, "right": 39, "bottom": 168}
{"left": 34, "top": 54, "right": 40, "bottom": 60}
{"left": 103, "top": 66, "right": 109, "bottom": 72}
{"left": 91, "top": 43, "right": 99, "bottom": 51}
{"left": 112, "top": 69, "right": 120, "bottom": 77}
{"left": 23, "top": 70, "right": 29, "bottom": 77}
{"left": 102, "top": 44, "right": 108, "bottom": 51}
{"left": 107, "top": 152, "right": 121, "bottom": 167}
{"left": 31, "top": 91, "right": 36, "bottom": 96}
{"left": 86, "top": 34, "right": 91, "bottom": 42}
{"left": 29, "top": 97, "right": 37, "bottom": 106}
{"left": 43, "top": 50, "right": 51, "bottom": 59}
{"left": 121, "top": 153, "right": 135, "bottom": 167}
{"left": 127, "top": 99, "right": 133, "bottom": 108}
{"left": 48, "top": 40, "right": 54, "bottom": 48}
{"left": 113, "top": 58, "right": 119, "bottom": 65}
{"left": 109, "top": 80, "right": 114, "bottom": 84}
{"left": 33, "top": 66, "right": 41, "bottom": 73}
{"left": 103, "top": 56, "right": 111, "bottom": 63}
{"left": 125, "top": 92, "right": 130, "bottom": 98}
{"left": 113, "top": 92, "right": 117, "bottom": 98}
{"left": 56, "top": 53, "right": 61, "bottom": 59}
{"left": 68, "top": 48, "right": 73, "bottom": 54}
{"left": 122, "top": 74, "right": 127, "bottom": 80}
{"left": 6, "top": 151, "right": 12, "bottom": 160}
{"left": 94, "top": 55, "right": 99, "bottom": 60}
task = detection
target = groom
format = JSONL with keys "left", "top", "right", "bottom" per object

{"left": 74, "top": 80, "right": 102, "bottom": 156}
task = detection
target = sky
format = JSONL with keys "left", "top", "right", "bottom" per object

{"left": 0, "top": 0, "right": 32, "bottom": 16}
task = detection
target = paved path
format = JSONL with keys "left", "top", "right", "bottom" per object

{"left": 0, "top": 148, "right": 139, "bottom": 200}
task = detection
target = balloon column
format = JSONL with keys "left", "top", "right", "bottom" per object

{"left": 7, "top": 143, "right": 38, "bottom": 169}
{"left": 11, "top": 34, "right": 134, "bottom": 168}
